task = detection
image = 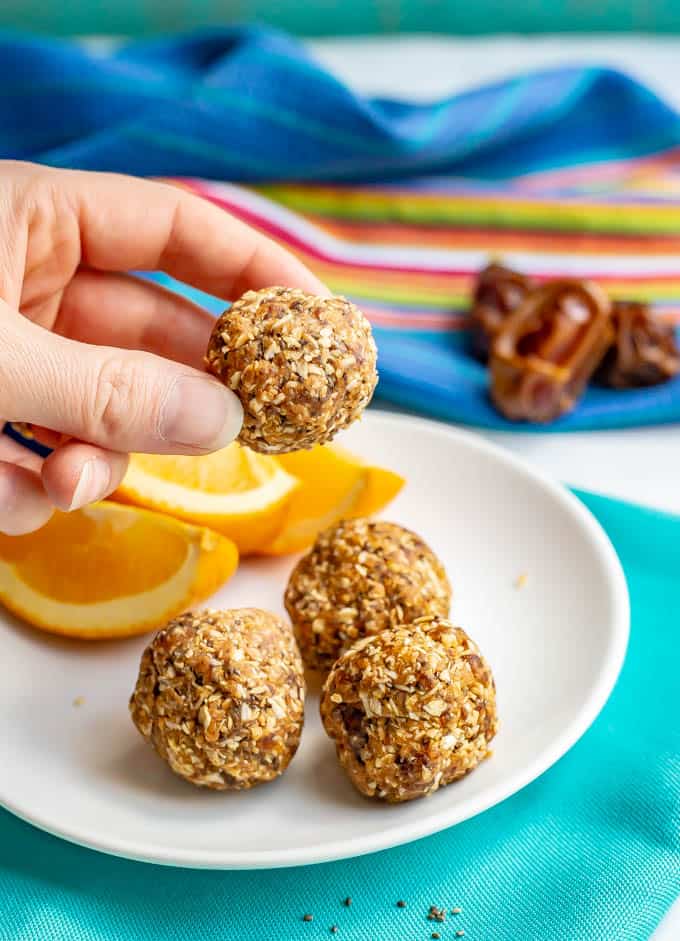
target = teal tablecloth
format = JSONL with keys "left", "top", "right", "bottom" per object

{"left": 0, "top": 490, "right": 678, "bottom": 941}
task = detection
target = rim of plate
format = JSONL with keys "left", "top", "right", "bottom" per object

{"left": 0, "top": 412, "right": 630, "bottom": 869}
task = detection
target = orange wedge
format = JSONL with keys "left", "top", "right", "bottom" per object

{"left": 0, "top": 502, "right": 238, "bottom": 639}
{"left": 261, "top": 444, "right": 405, "bottom": 555}
{"left": 113, "top": 444, "right": 299, "bottom": 555}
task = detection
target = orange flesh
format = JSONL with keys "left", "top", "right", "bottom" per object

{"left": 0, "top": 507, "right": 190, "bottom": 603}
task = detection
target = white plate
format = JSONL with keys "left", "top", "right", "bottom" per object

{"left": 0, "top": 412, "right": 629, "bottom": 869}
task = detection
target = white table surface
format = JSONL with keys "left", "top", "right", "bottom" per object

{"left": 308, "top": 35, "right": 680, "bottom": 939}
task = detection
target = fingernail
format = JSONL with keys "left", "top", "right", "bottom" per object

{"left": 69, "top": 458, "right": 111, "bottom": 511}
{"left": 159, "top": 376, "right": 243, "bottom": 450}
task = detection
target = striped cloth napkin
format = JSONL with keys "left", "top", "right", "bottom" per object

{"left": 1, "top": 27, "right": 680, "bottom": 430}
{"left": 154, "top": 168, "right": 680, "bottom": 429}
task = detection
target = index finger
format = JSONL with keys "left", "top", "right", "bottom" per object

{"left": 51, "top": 167, "right": 328, "bottom": 301}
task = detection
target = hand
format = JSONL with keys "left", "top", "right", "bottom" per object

{"left": 0, "top": 161, "right": 326, "bottom": 535}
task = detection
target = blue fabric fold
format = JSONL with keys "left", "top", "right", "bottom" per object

{"left": 1, "top": 27, "right": 680, "bottom": 180}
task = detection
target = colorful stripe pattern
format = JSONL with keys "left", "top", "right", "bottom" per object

{"left": 11, "top": 27, "right": 679, "bottom": 430}
{"left": 158, "top": 163, "right": 680, "bottom": 431}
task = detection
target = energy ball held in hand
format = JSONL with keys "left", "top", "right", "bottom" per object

{"left": 206, "top": 287, "right": 378, "bottom": 454}
{"left": 320, "top": 617, "right": 498, "bottom": 802}
{"left": 129, "top": 608, "right": 305, "bottom": 789}
{"left": 285, "top": 518, "right": 451, "bottom": 674}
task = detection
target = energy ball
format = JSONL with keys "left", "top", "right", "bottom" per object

{"left": 320, "top": 617, "right": 498, "bottom": 802}
{"left": 285, "top": 519, "right": 451, "bottom": 673}
{"left": 129, "top": 608, "right": 305, "bottom": 790}
{"left": 206, "top": 286, "right": 378, "bottom": 454}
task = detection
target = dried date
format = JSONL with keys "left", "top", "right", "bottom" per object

{"left": 490, "top": 279, "right": 613, "bottom": 422}
{"left": 595, "top": 300, "right": 680, "bottom": 388}
{"left": 469, "top": 263, "right": 536, "bottom": 360}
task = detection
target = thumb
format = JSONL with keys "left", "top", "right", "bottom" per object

{"left": 0, "top": 305, "right": 243, "bottom": 454}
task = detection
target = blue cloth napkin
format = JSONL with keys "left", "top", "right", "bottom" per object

{"left": 2, "top": 27, "right": 680, "bottom": 180}
{"left": 4, "top": 27, "right": 680, "bottom": 431}
{"left": 2, "top": 27, "right": 680, "bottom": 431}
{"left": 1, "top": 490, "right": 679, "bottom": 941}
